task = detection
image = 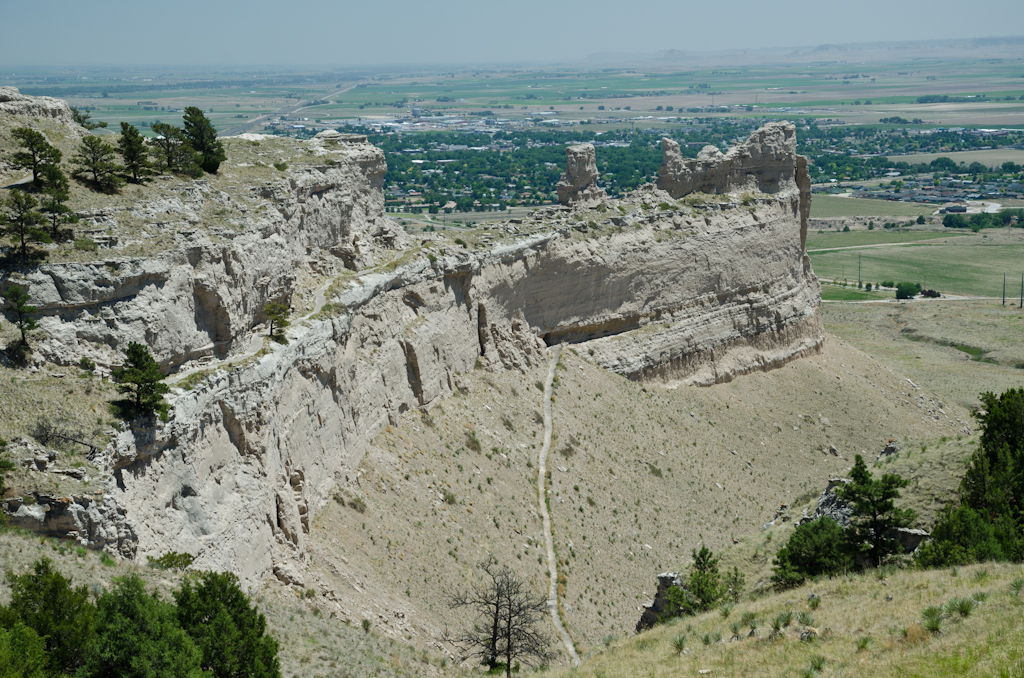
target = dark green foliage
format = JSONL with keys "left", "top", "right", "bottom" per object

{"left": 4, "top": 557, "right": 96, "bottom": 675}
{"left": 70, "top": 107, "right": 108, "bottom": 131}
{"left": 1, "top": 190, "right": 50, "bottom": 259}
{"left": 688, "top": 546, "right": 724, "bottom": 612}
{"left": 943, "top": 213, "right": 968, "bottom": 229}
{"left": 146, "top": 552, "right": 195, "bottom": 571}
{"left": 72, "top": 136, "right": 123, "bottom": 191}
{"left": 79, "top": 574, "right": 204, "bottom": 678}
{"left": 10, "top": 127, "right": 62, "bottom": 185}
{"left": 895, "top": 282, "right": 921, "bottom": 300}
{"left": 838, "top": 455, "right": 917, "bottom": 567}
{"left": 150, "top": 123, "right": 203, "bottom": 177}
{"left": 772, "top": 517, "right": 853, "bottom": 590}
{"left": 117, "top": 122, "right": 150, "bottom": 183}
{"left": 39, "top": 164, "right": 78, "bottom": 242}
{"left": 263, "top": 302, "right": 289, "bottom": 344}
{"left": 916, "top": 215, "right": 926, "bottom": 224}
{"left": 0, "top": 439, "right": 13, "bottom": 495}
{"left": 914, "top": 505, "right": 1003, "bottom": 567}
{"left": 182, "top": 107, "right": 225, "bottom": 174}
{"left": 111, "top": 342, "right": 169, "bottom": 420}
{"left": 0, "top": 622, "right": 49, "bottom": 678}
{"left": 174, "top": 571, "right": 281, "bottom": 678}
{"left": 3, "top": 285, "right": 39, "bottom": 346}
{"left": 922, "top": 388, "right": 1024, "bottom": 566}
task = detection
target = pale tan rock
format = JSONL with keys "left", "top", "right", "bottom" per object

{"left": 0, "top": 87, "right": 79, "bottom": 129}
{"left": 556, "top": 144, "right": 606, "bottom": 205}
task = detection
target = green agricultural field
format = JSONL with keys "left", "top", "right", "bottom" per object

{"left": 806, "top": 230, "right": 972, "bottom": 250}
{"left": 886, "top": 148, "right": 1024, "bottom": 167}
{"left": 810, "top": 195, "right": 936, "bottom": 218}
{"left": 820, "top": 285, "right": 893, "bottom": 301}
{"left": 810, "top": 240, "right": 1024, "bottom": 296}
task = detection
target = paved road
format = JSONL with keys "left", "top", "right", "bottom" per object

{"left": 218, "top": 84, "right": 358, "bottom": 137}
{"left": 537, "top": 345, "right": 579, "bottom": 666}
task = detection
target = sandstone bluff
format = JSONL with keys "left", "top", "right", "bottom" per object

{"left": 3, "top": 110, "right": 822, "bottom": 584}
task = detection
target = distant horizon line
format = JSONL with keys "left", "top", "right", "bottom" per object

{"left": 3, "top": 34, "right": 1024, "bottom": 72}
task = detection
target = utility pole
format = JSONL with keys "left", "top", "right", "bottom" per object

{"left": 1003, "top": 273, "right": 1006, "bottom": 305}
{"left": 1020, "top": 273, "right": 1023, "bottom": 309}
{"left": 858, "top": 253, "right": 862, "bottom": 287}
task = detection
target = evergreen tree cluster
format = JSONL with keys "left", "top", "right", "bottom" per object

{"left": 915, "top": 388, "right": 1024, "bottom": 567}
{"left": 771, "top": 455, "right": 917, "bottom": 590}
{"left": 0, "top": 558, "right": 280, "bottom": 678}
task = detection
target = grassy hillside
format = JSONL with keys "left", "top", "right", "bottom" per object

{"left": 543, "top": 561, "right": 1024, "bottom": 678}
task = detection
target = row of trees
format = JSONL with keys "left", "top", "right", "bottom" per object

{"left": 2, "top": 108, "right": 226, "bottom": 260}
{"left": 943, "top": 209, "right": 1024, "bottom": 232}
{"left": 0, "top": 558, "right": 279, "bottom": 678}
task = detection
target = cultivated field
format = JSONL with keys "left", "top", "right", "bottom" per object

{"left": 806, "top": 230, "right": 969, "bottom": 250}
{"left": 808, "top": 229, "right": 1024, "bottom": 296}
{"left": 887, "top": 148, "right": 1024, "bottom": 167}
{"left": 809, "top": 196, "right": 936, "bottom": 219}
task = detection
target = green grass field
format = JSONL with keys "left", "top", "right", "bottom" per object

{"left": 886, "top": 148, "right": 1024, "bottom": 167}
{"left": 810, "top": 242, "right": 1024, "bottom": 296}
{"left": 807, "top": 230, "right": 972, "bottom": 250}
{"left": 820, "top": 285, "right": 893, "bottom": 301}
{"left": 810, "top": 195, "right": 936, "bottom": 218}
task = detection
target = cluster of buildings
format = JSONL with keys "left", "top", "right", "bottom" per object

{"left": 816, "top": 176, "right": 1024, "bottom": 204}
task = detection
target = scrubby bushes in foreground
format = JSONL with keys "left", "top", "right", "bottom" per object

{"left": 0, "top": 558, "right": 280, "bottom": 678}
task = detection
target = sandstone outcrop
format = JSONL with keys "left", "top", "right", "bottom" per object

{"left": 556, "top": 144, "right": 606, "bottom": 205}
{"left": 2, "top": 492, "right": 137, "bottom": 558}
{"left": 7, "top": 118, "right": 824, "bottom": 584}
{"left": 0, "top": 86, "right": 80, "bottom": 129}
{"left": 8, "top": 136, "right": 406, "bottom": 371}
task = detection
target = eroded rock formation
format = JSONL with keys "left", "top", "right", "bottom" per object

{"left": 4, "top": 112, "right": 823, "bottom": 583}
{"left": 16, "top": 136, "right": 406, "bottom": 371}
{"left": 0, "top": 86, "right": 79, "bottom": 128}
{"left": 556, "top": 143, "right": 606, "bottom": 205}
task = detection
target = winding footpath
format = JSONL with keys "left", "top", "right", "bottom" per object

{"left": 537, "top": 345, "right": 579, "bottom": 666}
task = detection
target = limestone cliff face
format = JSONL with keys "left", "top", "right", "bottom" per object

{"left": 0, "top": 87, "right": 80, "bottom": 129}
{"left": 16, "top": 136, "right": 403, "bottom": 371}
{"left": 31, "top": 122, "right": 821, "bottom": 578}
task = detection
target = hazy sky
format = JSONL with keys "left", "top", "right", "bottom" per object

{"left": 3, "top": 0, "right": 1024, "bottom": 67}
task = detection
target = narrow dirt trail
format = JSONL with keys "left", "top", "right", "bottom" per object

{"left": 537, "top": 345, "right": 579, "bottom": 666}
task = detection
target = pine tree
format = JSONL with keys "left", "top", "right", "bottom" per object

{"left": 0, "top": 190, "right": 50, "bottom": 258}
{"left": 2, "top": 285, "right": 39, "bottom": 345}
{"left": 38, "top": 164, "right": 78, "bottom": 241}
{"left": 70, "top": 106, "right": 108, "bottom": 130}
{"left": 72, "top": 136, "right": 123, "bottom": 191}
{"left": 151, "top": 123, "right": 203, "bottom": 177}
{"left": 10, "top": 128, "right": 62, "bottom": 185}
{"left": 182, "top": 107, "right": 226, "bottom": 174}
{"left": 118, "top": 122, "right": 150, "bottom": 183}
{"left": 837, "top": 455, "right": 917, "bottom": 567}
{"left": 263, "top": 301, "right": 290, "bottom": 343}
{"left": 111, "top": 342, "right": 170, "bottom": 420}
{"left": 174, "top": 571, "right": 281, "bottom": 678}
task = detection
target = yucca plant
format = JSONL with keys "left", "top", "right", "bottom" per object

{"left": 946, "top": 597, "right": 975, "bottom": 618}
{"left": 809, "top": 655, "right": 826, "bottom": 672}
{"left": 741, "top": 611, "right": 757, "bottom": 628}
{"left": 1010, "top": 577, "right": 1024, "bottom": 596}
{"left": 855, "top": 636, "right": 871, "bottom": 652}
{"left": 921, "top": 606, "right": 944, "bottom": 624}
{"left": 672, "top": 634, "right": 686, "bottom": 655}
{"left": 797, "top": 611, "right": 815, "bottom": 627}
{"left": 729, "top": 621, "right": 742, "bottom": 637}
{"left": 923, "top": 615, "right": 942, "bottom": 634}
{"left": 808, "top": 595, "right": 821, "bottom": 610}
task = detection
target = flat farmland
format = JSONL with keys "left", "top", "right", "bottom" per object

{"left": 886, "top": 148, "right": 1024, "bottom": 167}
{"left": 809, "top": 195, "right": 936, "bottom": 218}
{"left": 806, "top": 229, "right": 971, "bottom": 250}
{"left": 809, "top": 232, "right": 1024, "bottom": 296}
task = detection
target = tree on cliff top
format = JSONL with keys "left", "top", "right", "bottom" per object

{"left": 10, "top": 128, "right": 62, "bottom": 186}
{"left": 183, "top": 107, "right": 225, "bottom": 174}
{"left": 111, "top": 342, "right": 169, "bottom": 421}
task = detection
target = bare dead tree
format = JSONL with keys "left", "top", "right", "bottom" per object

{"left": 445, "top": 558, "right": 551, "bottom": 678}
{"left": 32, "top": 411, "right": 101, "bottom": 457}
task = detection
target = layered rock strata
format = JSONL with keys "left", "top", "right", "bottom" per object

{"left": 0, "top": 86, "right": 80, "bottom": 128}
{"left": 11, "top": 135, "right": 405, "bottom": 371}
{"left": 6, "top": 116, "right": 823, "bottom": 582}
{"left": 556, "top": 143, "right": 606, "bottom": 205}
